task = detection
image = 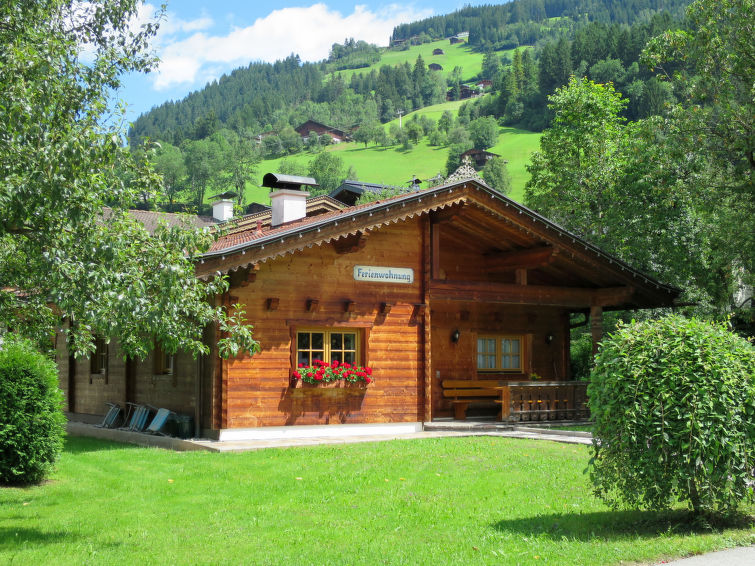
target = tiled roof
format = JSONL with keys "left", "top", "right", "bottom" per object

{"left": 103, "top": 207, "right": 216, "bottom": 234}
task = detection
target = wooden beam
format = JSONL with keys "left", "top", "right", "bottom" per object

{"left": 380, "top": 302, "right": 392, "bottom": 315}
{"left": 431, "top": 221, "right": 440, "bottom": 279}
{"left": 266, "top": 297, "right": 279, "bottom": 311}
{"left": 430, "top": 279, "right": 634, "bottom": 308}
{"left": 344, "top": 300, "right": 355, "bottom": 313}
{"left": 306, "top": 299, "right": 319, "bottom": 312}
{"left": 515, "top": 268, "right": 527, "bottom": 286}
{"left": 485, "top": 246, "right": 555, "bottom": 272}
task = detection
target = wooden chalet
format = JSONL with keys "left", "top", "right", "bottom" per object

{"left": 58, "top": 172, "right": 680, "bottom": 439}
{"left": 428, "top": 63, "right": 443, "bottom": 71}
{"left": 432, "top": 48, "right": 444, "bottom": 55}
{"left": 461, "top": 148, "right": 501, "bottom": 168}
{"left": 294, "top": 120, "right": 350, "bottom": 143}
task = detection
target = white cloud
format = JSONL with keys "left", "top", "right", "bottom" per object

{"left": 151, "top": 3, "right": 432, "bottom": 91}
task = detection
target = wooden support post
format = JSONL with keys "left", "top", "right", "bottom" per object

{"left": 430, "top": 221, "right": 440, "bottom": 280}
{"left": 500, "top": 386, "right": 511, "bottom": 421}
{"left": 515, "top": 268, "right": 527, "bottom": 285}
{"left": 590, "top": 305, "right": 603, "bottom": 356}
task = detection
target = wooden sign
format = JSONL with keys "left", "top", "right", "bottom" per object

{"left": 353, "top": 265, "right": 414, "bottom": 284}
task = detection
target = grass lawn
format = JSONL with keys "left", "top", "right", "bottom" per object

{"left": 333, "top": 39, "right": 490, "bottom": 85}
{"left": 2, "top": 437, "right": 753, "bottom": 565}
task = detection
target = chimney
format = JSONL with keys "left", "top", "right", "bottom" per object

{"left": 270, "top": 189, "right": 309, "bottom": 226}
{"left": 261, "top": 173, "right": 319, "bottom": 227}
{"left": 212, "top": 199, "right": 234, "bottom": 222}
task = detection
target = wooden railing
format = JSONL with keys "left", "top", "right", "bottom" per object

{"left": 499, "top": 381, "right": 589, "bottom": 422}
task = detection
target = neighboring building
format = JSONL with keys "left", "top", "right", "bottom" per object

{"left": 476, "top": 80, "right": 493, "bottom": 89}
{"left": 330, "top": 180, "right": 412, "bottom": 206}
{"left": 428, "top": 63, "right": 443, "bottom": 71}
{"left": 432, "top": 48, "right": 444, "bottom": 55}
{"left": 446, "top": 84, "right": 477, "bottom": 101}
{"left": 461, "top": 148, "right": 501, "bottom": 168}
{"left": 58, "top": 172, "right": 681, "bottom": 439}
{"left": 294, "top": 120, "right": 350, "bottom": 143}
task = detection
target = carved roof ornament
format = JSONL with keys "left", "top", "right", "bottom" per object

{"left": 445, "top": 155, "right": 482, "bottom": 184}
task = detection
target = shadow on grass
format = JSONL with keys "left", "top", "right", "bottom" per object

{"left": 0, "top": 527, "right": 76, "bottom": 548}
{"left": 64, "top": 436, "right": 141, "bottom": 454}
{"left": 492, "top": 509, "right": 754, "bottom": 541}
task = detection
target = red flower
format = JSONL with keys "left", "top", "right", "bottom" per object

{"left": 365, "top": 377, "right": 372, "bottom": 384}
{"left": 298, "top": 363, "right": 305, "bottom": 368}
{"left": 292, "top": 371, "right": 301, "bottom": 379}
{"left": 365, "top": 367, "right": 372, "bottom": 375}
{"left": 314, "top": 373, "right": 323, "bottom": 381}
{"left": 331, "top": 359, "right": 339, "bottom": 368}
{"left": 342, "top": 362, "right": 351, "bottom": 369}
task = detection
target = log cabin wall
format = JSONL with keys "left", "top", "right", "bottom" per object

{"left": 68, "top": 340, "right": 127, "bottom": 416}
{"left": 221, "top": 217, "right": 425, "bottom": 428}
{"left": 129, "top": 351, "right": 196, "bottom": 415}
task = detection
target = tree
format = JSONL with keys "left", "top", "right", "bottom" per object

{"left": 468, "top": 116, "right": 499, "bottom": 150}
{"left": 525, "top": 77, "right": 627, "bottom": 239}
{"left": 643, "top": 0, "right": 754, "bottom": 312}
{"left": 588, "top": 316, "right": 755, "bottom": 517}
{"left": 152, "top": 142, "right": 187, "bottom": 207}
{"left": 482, "top": 157, "right": 511, "bottom": 194}
{"left": 218, "top": 130, "right": 260, "bottom": 206}
{"left": 0, "top": 1, "right": 257, "bottom": 359}
{"left": 308, "top": 152, "right": 345, "bottom": 195}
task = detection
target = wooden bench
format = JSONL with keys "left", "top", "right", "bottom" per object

{"left": 441, "top": 379, "right": 505, "bottom": 420}
{"left": 503, "top": 382, "right": 589, "bottom": 422}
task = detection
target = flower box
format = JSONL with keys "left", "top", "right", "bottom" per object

{"left": 291, "top": 359, "right": 373, "bottom": 386}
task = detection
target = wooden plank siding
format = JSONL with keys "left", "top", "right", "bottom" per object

{"left": 220, "top": 218, "right": 425, "bottom": 427}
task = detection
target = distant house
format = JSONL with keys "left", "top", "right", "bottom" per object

{"left": 461, "top": 148, "right": 501, "bottom": 168}
{"left": 476, "top": 80, "right": 493, "bottom": 90}
{"left": 294, "top": 120, "right": 350, "bottom": 143}
{"left": 450, "top": 31, "right": 469, "bottom": 44}
{"left": 447, "top": 84, "right": 477, "bottom": 101}
{"left": 432, "top": 48, "right": 444, "bottom": 55}
{"left": 428, "top": 63, "right": 443, "bottom": 71}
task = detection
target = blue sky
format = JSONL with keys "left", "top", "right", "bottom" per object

{"left": 117, "top": 1, "right": 469, "bottom": 121}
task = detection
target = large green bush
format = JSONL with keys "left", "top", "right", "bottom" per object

{"left": 0, "top": 335, "right": 66, "bottom": 484}
{"left": 588, "top": 315, "right": 755, "bottom": 516}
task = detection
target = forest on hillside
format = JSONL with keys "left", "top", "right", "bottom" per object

{"left": 129, "top": 0, "right": 690, "bottom": 146}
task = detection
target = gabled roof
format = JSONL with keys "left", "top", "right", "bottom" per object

{"left": 196, "top": 177, "right": 680, "bottom": 309}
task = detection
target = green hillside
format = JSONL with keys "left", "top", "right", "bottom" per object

{"left": 245, "top": 124, "right": 541, "bottom": 206}
{"left": 335, "top": 39, "right": 486, "bottom": 84}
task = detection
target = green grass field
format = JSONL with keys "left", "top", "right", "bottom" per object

{"left": 2, "top": 436, "right": 752, "bottom": 565}
{"left": 246, "top": 125, "right": 541, "bottom": 206}
{"left": 333, "top": 39, "right": 489, "bottom": 85}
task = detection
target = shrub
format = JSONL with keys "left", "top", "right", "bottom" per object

{"left": 587, "top": 315, "right": 755, "bottom": 516}
{"left": 0, "top": 335, "right": 66, "bottom": 484}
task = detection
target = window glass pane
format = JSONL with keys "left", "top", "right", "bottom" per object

{"left": 511, "top": 355, "right": 520, "bottom": 368}
{"left": 311, "top": 332, "right": 324, "bottom": 349}
{"left": 344, "top": 351, "right": 355, "bottom": 364}
{"left": 312, "top": 350, "right": 324, "bottom": 362}
{"left": 502, "top": 339, "right": 510, "bottom": 354}
{"left": 510, "top": 340, "right": 520, "bottom": 354}
{"left": 332, "top": 352, "right": 342, "bottom": 363}
{"left": 297, "top": 333, "right": 309, "bottom": 349}
{"left": 343, "top": 333, "right": 356, "bottom": 350}
{"left": 297, "top": 351, "right": 309, "bottom": 366}
{"left": 331, "top": 333, "right": 342, "bottom": 349}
